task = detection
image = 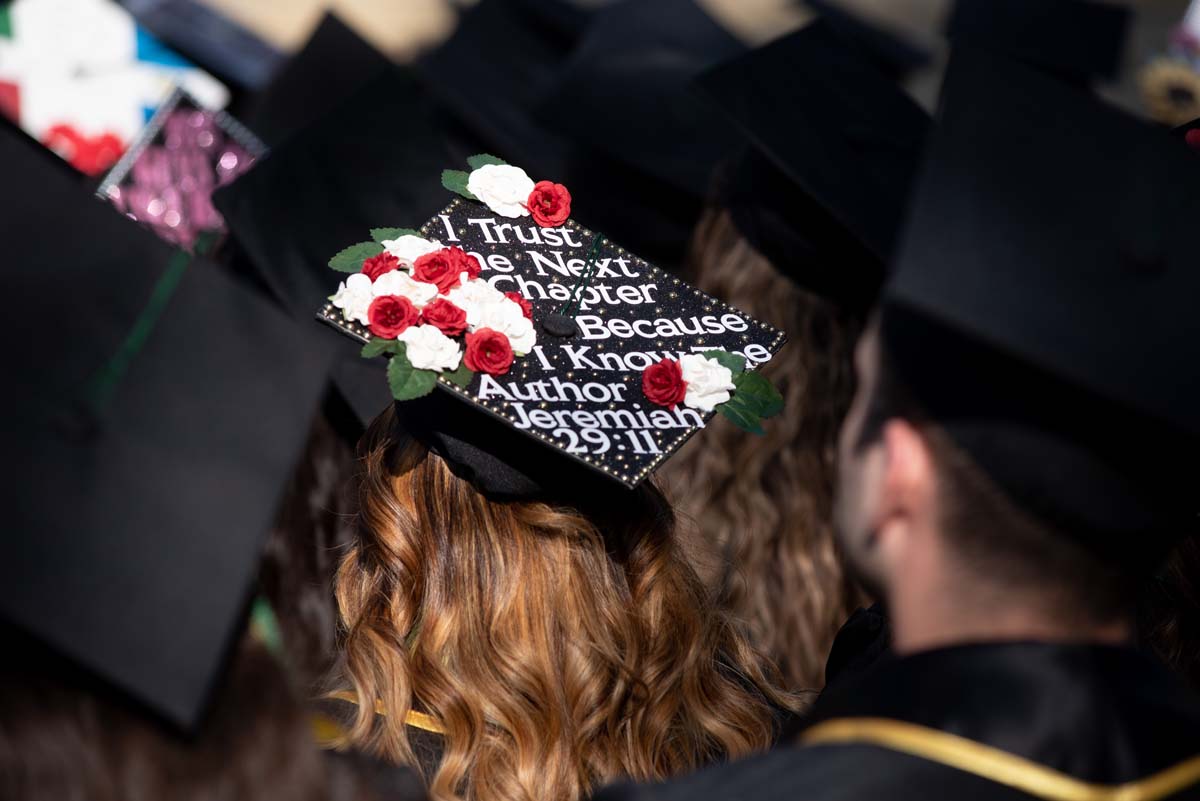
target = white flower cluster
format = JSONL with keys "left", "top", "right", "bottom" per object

{"left": 678, "top": 354, "right": 736, "bottom": 412}
{"left": 467, "top": 164, "right": 535, "bottom": 218}
{"left": 329, "top": 234, "right": 536, "bottom": 374}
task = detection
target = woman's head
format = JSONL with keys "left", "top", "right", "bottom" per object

{"left": 335, "top": 405, "right": 792, "bottom": 801}
{"left": 666, "top": 208, "right": 865, "bottom": 692}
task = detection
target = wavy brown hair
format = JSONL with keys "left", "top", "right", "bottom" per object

{"left": 665, "top": 209, "right": 866, "bottom": 691}
{"left": 334, "top": 405, "right": 797, "bottom": 801}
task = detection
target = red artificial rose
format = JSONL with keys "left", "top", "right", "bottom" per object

{"left": 361, "top": 252, "right": 400, "bottom": 281}
{"left": 464, "top": 328, "right": 515, "bottom": 375}
{"left": 1187, "top": 129, "right": 1200, "bottom": 151}
{"left": 367, "top": 295, "right": 420, "bottom": 338}
{"left": 412, "top": 248, "right": 465, "bottom": 294}
{"left": 420, "top": 298, "right": 468, "bottom": 337}
{"left": 445, "top": 246, "right": 483, "bottom": 280}
{"left": 504, "top": 291, "right": 534, "bottom": 320}
{"left": 527, "top": 180, "right": 571, "bottom": 227}
{"left": 642, "top": 359, "right": 687, "bottom": 409}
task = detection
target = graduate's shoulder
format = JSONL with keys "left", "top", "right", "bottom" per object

{"left": 593, "top": 740, "right": 1045, "bottom": 801}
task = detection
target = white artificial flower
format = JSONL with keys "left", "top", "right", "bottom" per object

{"left": 466, "top": 164, "right": 535, "bottom": 218}
{"left": 445, "top": 278, "right": 507, "bottom": 327}
{"left": 382, "top": 234, "right": 442, "bottom": 266}
{"left": 398, "top": 324, "right": 463, "bottom": 372}
{"left": 372, "top": 270, "right": 438, "bottom": 307}
{"left": 329, "top": 273, "right": 374, "bottom": 326}
{"left": 474, "top": 296, "right": 537, "bottom": 354}
{"left": 679, "top": 354, "right": 736, "bottom": 413}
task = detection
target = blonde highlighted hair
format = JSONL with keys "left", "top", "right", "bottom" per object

{"left": 666, "top": 209, "right": 866, "bottom": 691}
{"left": 335, "top": 406, "right": 796, "bottom": 801}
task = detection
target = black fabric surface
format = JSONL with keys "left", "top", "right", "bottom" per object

{"left": 215, "top": 65, "right": 483, "bottom": 428}
{"left": 946, "top": 0, "right": 1129, "bottom": 83}
{"left": 700, "top": 20, "right": 930, "bottom": 308}
{"left": 0, "top": 121, "right": 332, "bottom": 730}
{"left": 595, "top": 642, "right": 1200, "bottom": 800}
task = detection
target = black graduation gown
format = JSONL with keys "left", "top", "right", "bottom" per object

{"left": 594, "top": 642, "right": 1200, "bottom": 801}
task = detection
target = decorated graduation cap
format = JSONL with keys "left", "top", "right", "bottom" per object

{"left": 945, "top": 0, "right": 1130, "bottom": 83}
{"left": 883, "top": 51, "right": 1200, "bottom": 562}
{"left": 698, "top": 20, "right": 930, "bottom": 307}
{"left": 316, "top": 156, "right": 786, "bottom": 495}
{"left": 0, "top": 121, "right": 331, "bottom": 729}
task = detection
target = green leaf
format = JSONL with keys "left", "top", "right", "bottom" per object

{"left": 466, "top": 153, "right": 507, "bottom": 170}
{"left": 386, "top": 349, "right": 439, "bottom": 401}
{"left": 700, "top": 349, "right": 746, "bottom": 375}
{"left": 328, "top": 241, "right": 384, "bottom": 272}
{"left": 370, "top": 227, "right": 420, "bottom": 243}
{"left": 733, "top": 370, "right": 785, "bottom": 419}
{"left": 441, "top": 169, "right": 478, "bottom": 200}
{"left": 361, "top": 338, "right": 400, "bottom": 359}
{"left": 718, "top": 400, "right": 766, "bottom": 435}
{"left": 442, "top": 362, "right": 475, "bottom": 388}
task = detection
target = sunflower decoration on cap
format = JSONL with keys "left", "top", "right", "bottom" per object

{"left": 318, "top": 155, "right": 785, "bottom": 488}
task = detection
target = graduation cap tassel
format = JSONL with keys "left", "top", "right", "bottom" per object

{"left": 542, "top": 233, "right": 604, "bottom": 338}
{"left": 81, "top": 249, "right": 192, "bottom": 420}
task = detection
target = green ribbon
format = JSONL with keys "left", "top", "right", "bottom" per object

{"left": 83, "top": 249, "right": 191, "bottom": 414}
{"left": 558, "top": 233, "right": 605, "bottom": 318}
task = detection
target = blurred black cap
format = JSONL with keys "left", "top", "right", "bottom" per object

{"left": 807, "top": 0, "right": 932, "bottom": 80}
{"left": 244, "top": 13, "right": 392, "bottom": 147}
{"left": 0, "top": 122, "right": 332, "bottom": 729}
{"left": 885, "top": 51, "right": 1200, "bottom": 563}
{"left": 537, "top": 0, "right": 745, "bottom": 198}
{"left": 417, "top": 0, "right": 590, "bottom": 177}
{"left": 216, "top": 65, "right": 481, "bottom": 428}
{"left": 700, "top": 20, "right": 930, "bottom": 307}
{"left": 416, "top": 0, "right": 709, "bottom": 268}
{"left": 946, "top": 0, "right": 1130, "bottom": 82}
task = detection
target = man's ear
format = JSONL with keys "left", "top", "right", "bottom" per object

{"left": 875, "top": 420, "right": 938, "bottom": 548}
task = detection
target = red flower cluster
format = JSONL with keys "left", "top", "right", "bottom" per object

{"left": 504, "top": 291, "right": 533, "bottom": 320}
{"left": 420, "top": 298, "right": 468, "bottom": 337}
{"left": 412, "top": 247, "right": 482, "bottom": 293}
{"left": 361, "top": 252, "right": 400, "bottom": 281}
{"left": 527, "top": 181, "right": 571, "bottom": 227}
{"left": 642, "top": 359, "right": 687, "bottom": 409}
{"left": 368, "top": 295, "right": 420, "bottom": 338}
{"left": 464, "top": 328, "right": 515, "bottom": 375}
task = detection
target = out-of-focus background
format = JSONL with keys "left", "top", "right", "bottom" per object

{"left": 200, "top": 0, "right": 1189, "bottom": 107}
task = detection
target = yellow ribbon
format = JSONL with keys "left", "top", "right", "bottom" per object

{"left": 801, "top": 718, "right": 1200, "bottom": 801}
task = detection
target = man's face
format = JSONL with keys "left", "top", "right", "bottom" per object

{"left": 833, "top": 317, "right": 889, "bottom": 592}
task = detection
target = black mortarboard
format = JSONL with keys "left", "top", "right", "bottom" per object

{"left": 243, "top": 13, "right": 392, "bottom": 147}
{"left": 0, "top": 121, "right": 332, "bottom": 729}
{"left": 536, "top": 0, "right": 745, "bottom": 198}
{"left": 416, "top": 0, "right": 589, "bottom": 177}
{"left": 884, "top": 52, "right": 1200, "bottom": 562}
{"left": 806, "top": 0, "right": 932, "bottom": 80}
{"left": 416, "top": 0, "right": 700, "bottom": 269}
{"left": 698, "top": 20, "right": 930, "bottom": 307}
{"left": 945, "top": 0, "right": 1130, "bottom": 83}
{"left": 315, "top": 157, "right": 787, "bottom": 495}
{"left": 215, "top": 64, "right": 485, "bottom": 428}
